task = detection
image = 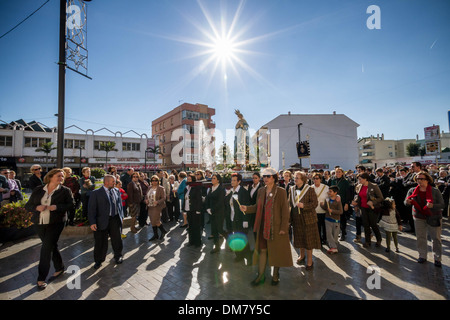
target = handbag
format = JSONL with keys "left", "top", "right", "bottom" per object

{"left": 426, "top": 214, "right": 441, "bottom": 227}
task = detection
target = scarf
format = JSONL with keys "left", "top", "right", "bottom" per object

{"left": 256, "top": 187, "right": 277, "bottom": 241}
{"left": 407, "top": 185, "right": 433, "bottom": 216}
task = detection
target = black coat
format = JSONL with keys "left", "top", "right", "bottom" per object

{"left": 375, "top": 174, "right": 391, "bottom": 198}
{"left": 28, "top": 174, "right": 43, "bottom": 191}
{"left": 225, "top": 185, "right": 251, "bottom": 224}
{"left": 206, "top": 184, "right": 226, "bottom": 216}
{"left": 25, "top": 185, "right": 74, "bottom": 225}
{"left": 184, "top": 185, "right": 203, "bottom": 213}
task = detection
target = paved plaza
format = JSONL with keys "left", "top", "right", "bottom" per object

{"left": 0, "top": 217, "right": 449, "bottom": 301}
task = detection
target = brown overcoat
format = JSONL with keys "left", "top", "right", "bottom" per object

{"left": 245, "top": 186, "right": 293, "bottom": 267}
{"left": 288, "top": 185, "right": 321, "bottom": 249}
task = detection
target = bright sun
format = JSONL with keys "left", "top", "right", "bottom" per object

{"left": 213, "top": 37, "right": 236, "bottom": 61}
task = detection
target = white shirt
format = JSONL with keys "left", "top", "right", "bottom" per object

{"left": 313, "top": 184, "right": 329, "bottom": 214}
{"left": 148, "top": 187, "right": 157, "bottom": 207}
{"left": 184, "top": 186, "right": 191, "bottom": 211}
{"left": 39, "top": 184, "right": 61, "bottom": 225}
{"left": 229, "top": 185, "right": 241, "bottom": 222}
{"left": 250, "top": 183, "right": 260, "bottom": 198}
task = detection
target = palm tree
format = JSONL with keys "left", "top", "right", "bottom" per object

{"left": 147, "top": 145, "right": 163, "bottom": 161}
{"left": 35, "top": 141, "right": 57, "bottom": 172}
{"left": 99, "top": 141, "right": 118, "bottom": 169}
{"left": 144, "top": 145, "right": 163, "bottom": 172}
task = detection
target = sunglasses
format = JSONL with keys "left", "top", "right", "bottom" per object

{"left": 33, "top": 168, "right": 42, "bottom": 171}
{"left": 263, "top": 175, "right": 272, "bottom": 178}
{"left": 151, "top": 179, "right": 158, "bottom": 182}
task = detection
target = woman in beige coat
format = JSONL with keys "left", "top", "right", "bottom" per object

{"left": 240, "top": 168, "right": 293, "bottom": 286}
{"left": 145, "top": 175, "right": 167, "bottom": 241}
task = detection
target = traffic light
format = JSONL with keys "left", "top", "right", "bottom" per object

{"left": 296, "top": 141, "right": 310, "bottom": 158}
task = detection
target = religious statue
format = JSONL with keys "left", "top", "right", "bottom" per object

{"left": 234, "top": 109, "right": 250, "bottom": 166}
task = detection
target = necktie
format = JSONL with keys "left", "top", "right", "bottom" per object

{"left": 109, "top": 189, "right": 116, "bottom": 217}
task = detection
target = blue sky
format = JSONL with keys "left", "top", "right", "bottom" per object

{"left": 1, "top": 0, "right": 450, "bottom": 144}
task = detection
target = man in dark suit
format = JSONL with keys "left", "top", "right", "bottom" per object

{"left": 248, "top": 172, "right": 264, "bottom": 241}
{"left": 89, "top": 175, "right": 124, "bottom": 269}
{"left": 375, "top": 168, "right": 390, "bottom": 198}
{"left": 225, "top": 173, "right": 252, "bottom": 264}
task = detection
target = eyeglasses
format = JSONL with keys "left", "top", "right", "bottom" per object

{"left": 313, "top": 177, "right": 321, "bottom": 180}
{"left": 416, "top": 178, "right": 426, "bottom": 181}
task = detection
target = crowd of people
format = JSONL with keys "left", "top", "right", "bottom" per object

{"left": 0, "top": 161, "right": 447, "bottom": 290}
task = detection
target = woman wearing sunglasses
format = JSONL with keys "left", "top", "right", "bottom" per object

{"left": 240, "top": 168, "right": 292, "bottom": 286}
{"left": 29, "top": 164, "right": 44, "bottom": 191}
{"left": 146, "top": 175, "right": 167, "bottom": 241}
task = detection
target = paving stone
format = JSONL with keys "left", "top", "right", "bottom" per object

{"left": 1, "top": 218, "right": 449, "bottom": 300}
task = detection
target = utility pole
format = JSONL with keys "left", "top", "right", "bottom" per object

{"left": 297, "top": 123, "right": 302, "bottom": 169}
{"left": 56, "top": 0, "right": 66, "bottom": 168}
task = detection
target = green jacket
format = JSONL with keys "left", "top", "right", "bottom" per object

{"left": 330, "top": 177, "right": 351, "bottom": 204}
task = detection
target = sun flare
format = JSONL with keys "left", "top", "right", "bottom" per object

{"left": 213, "top": 36, "right": 236, "bottom": 61}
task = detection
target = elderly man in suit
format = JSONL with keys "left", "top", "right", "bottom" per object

{"left": 89, "top": 174, "right": 124, "bottom": 269}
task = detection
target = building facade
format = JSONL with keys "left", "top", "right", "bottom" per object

{"left": 0, "top": 119, "right": 160, "bottom": 183}
{"left": 358, "top": 134, "right": 416, "bottom": 167}
{"left": 152, "top": 103, "right": 216, "bottom": 171}
{"left": 258, "top": 113, "right": 359, "bottom": 171}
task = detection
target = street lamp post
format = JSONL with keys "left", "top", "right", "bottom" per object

{"left": 56, "top": 0, "right": 92, "bottom": 169}
{"left": 298, "top": 123, "right": 303, "bottom": 169}
{"left": 144, "top": 148, "right": 149, "bottom": 176}
{"left": 56, "top": 0, "right": 66, "bottom": 169}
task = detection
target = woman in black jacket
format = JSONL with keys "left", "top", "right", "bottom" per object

{"left": 183, "top": 174, "right": 203, "bottom": 248}
{"left": 25, "top": 168, "right": 74, "bottom": 290}
{"left": 206, "top": 173, "right": 227, "bottom": 254}
{"left": 28, "top": 164, "right": 44, "bottom": 191}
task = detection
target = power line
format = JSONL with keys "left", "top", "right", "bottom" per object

{"left": 0, "top": 0, "right": 50, "bottom": 40}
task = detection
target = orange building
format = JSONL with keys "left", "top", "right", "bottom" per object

{"left": 152, "top": 103, "right": 216, "bottom": 171}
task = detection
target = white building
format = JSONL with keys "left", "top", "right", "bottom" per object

{"left": 0, "top": 119, "right": 161, "bottom": 182}
{"left": 258, "top": 113, "right": 359, "bottom": 171}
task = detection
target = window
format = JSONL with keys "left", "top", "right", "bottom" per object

{"left": 182, "top": 110, "right": 200, "bottom": 120}
{"left": 64, "top": 139, "right": 85, "bottom": 149}
{"left": 24, "top": 137, "right": 51, "bottom": 148}
{"left": 0, "top": 136, "right": 12, "bottom": 147}
{"left": 94, "top": 140, "right": 113, "bottom": 150}
{"left": 122, "top": 142, "right": 141, "bottom": 151}
{"left": 171, "top": 117, "right": 173, "bottom": 126}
